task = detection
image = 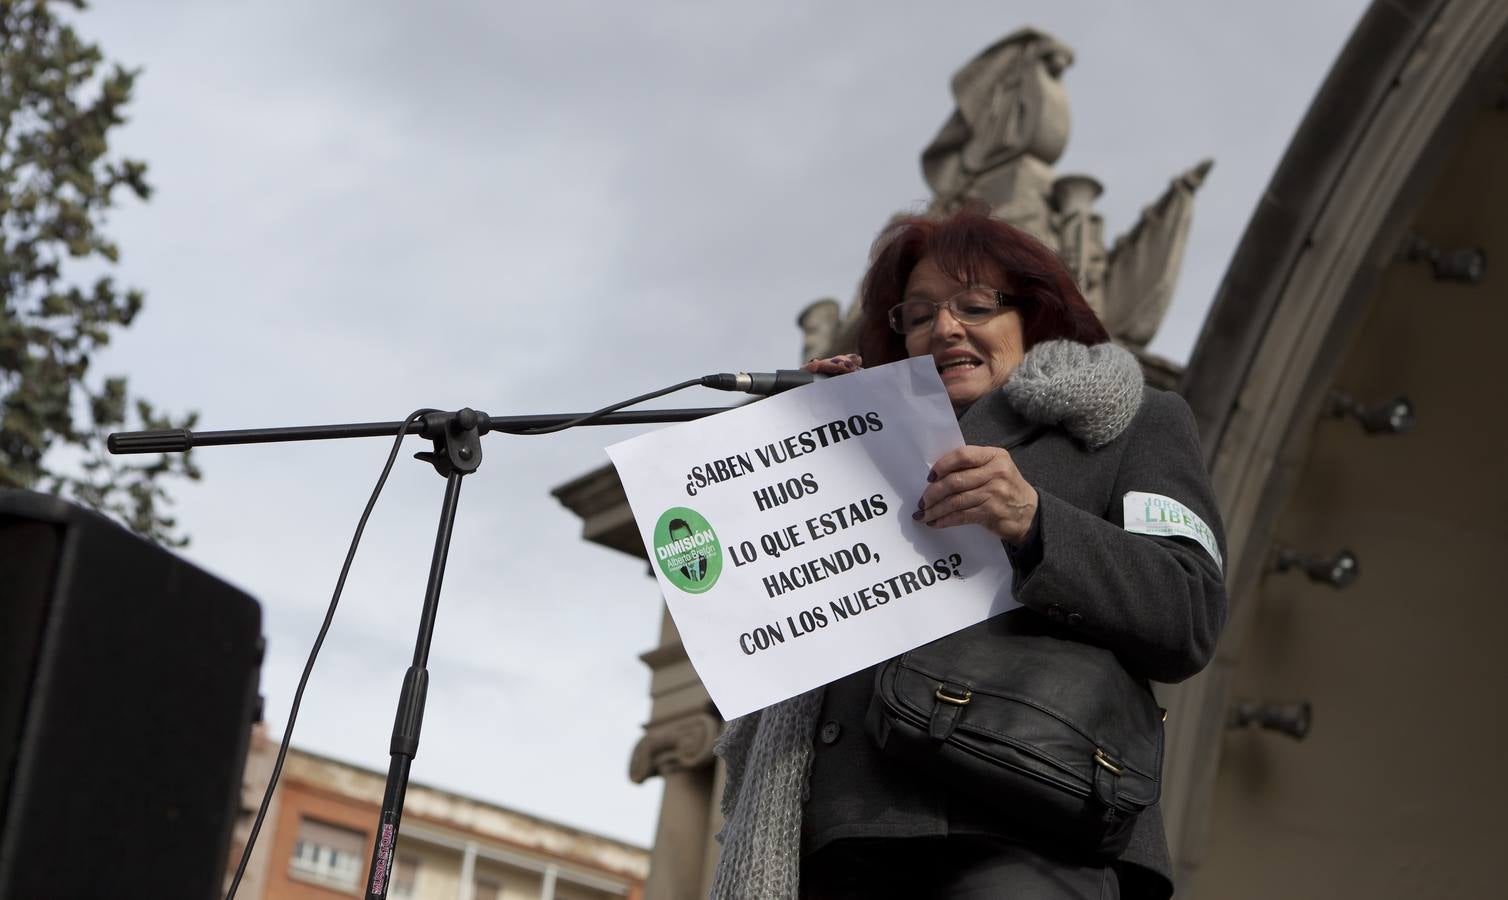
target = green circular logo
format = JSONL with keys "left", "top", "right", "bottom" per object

{"left": 653, "top": 507, "right": 723, "bottom": 594}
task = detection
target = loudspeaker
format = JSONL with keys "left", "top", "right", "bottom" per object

{"left": 0, "top": 490, "right": 263, "bottom": 899}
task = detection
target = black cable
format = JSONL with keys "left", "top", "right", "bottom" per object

{"left": 224, "top": 408, "right": 435, "bottom": 900}
{"left": 498, "top": 377, "right": 707, "bottom": 435}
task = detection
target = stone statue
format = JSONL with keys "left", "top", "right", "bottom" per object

{"left": 797, "top": 27, "right": 1210, "bottom": 358}
{"left": 797, "top": 299, "right": 843, "bottom": 363}
{"left": 1051, "top": 173, "right": 1107, "bottom": 314}
{"left": 923, "top": 28, "right": 1073, "bottom": 244}
{"left": 1100, "top": 159, "right": 1213, "bottom": 348}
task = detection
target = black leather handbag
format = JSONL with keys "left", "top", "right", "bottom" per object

{"left": 865, "top": 609, "right": 1164, "bottom": 859}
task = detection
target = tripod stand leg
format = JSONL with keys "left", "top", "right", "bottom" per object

{"left": 364, "top": 470, "right": 464, "bottom": 899}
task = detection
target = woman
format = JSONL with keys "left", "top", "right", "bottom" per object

{"left": 712, "top": 209, "right": 1227, "bottom": 900}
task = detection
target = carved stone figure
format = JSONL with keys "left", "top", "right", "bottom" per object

{"left": 1051, "top": 174, "right": 1107, "bottom": 315}
{"left": 629, "top": 712, "right": 721, "bottom": 783}
{"left": 923, "top": 28, "right": 1074, "bottom": 244}
{"left": 1100, "top": 159, "right": 1213, "bottom": 348}
{"left": 798, "top": 27, "right": 1210, "bottom": 359}
{"left": 797, "top": 300, "right": 843, "bottom": 364}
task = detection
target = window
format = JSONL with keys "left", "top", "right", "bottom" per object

{"left": 391, "top": 854, "right": 421, "bottom": 900}
{"left": 474, "top": 877, "right": 502, "bottom": 900}
{"left": 289, "top": 818, "right": 367, "bottom": 891}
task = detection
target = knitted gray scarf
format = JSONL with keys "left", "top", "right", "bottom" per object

{"left": 708, "top": 340, "right": 1144, "bottom": 899}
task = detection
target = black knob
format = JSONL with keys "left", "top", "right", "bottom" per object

{"left": 1229, "top": 700, "right": 1311, "bottom": 740}
{"left": 1330, "top": 392, "right": 1415, "bottom": 435}
{"left": 1274, "top": 547, "right": 1359, "bottom": 589}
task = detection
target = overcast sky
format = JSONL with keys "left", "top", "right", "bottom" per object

{"left": 73, "top": 0, "right": 1371, "bottom": 848}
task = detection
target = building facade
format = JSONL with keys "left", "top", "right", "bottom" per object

{"left": 227, "top": 730, "right": 648, "bottom": 900}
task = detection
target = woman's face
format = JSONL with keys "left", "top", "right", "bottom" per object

{"left": 902, "top": 256, "right": 1025, "bottom": 410}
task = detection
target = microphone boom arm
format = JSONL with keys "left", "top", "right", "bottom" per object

{"left": 106, "top": 407, "right": 733, "bottom": 455}
{"left": 111, "top": 383, "right": 752, "bottom": 900}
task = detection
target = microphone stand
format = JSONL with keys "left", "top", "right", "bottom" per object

{"left": 108, "top": 404, "right": 727, "bottom": 900}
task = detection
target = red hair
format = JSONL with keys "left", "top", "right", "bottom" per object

{"left": 856, "top": 208, "right": 1110, "bottom": 365}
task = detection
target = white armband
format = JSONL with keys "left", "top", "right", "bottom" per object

{"left": 1122, "top": 491, "right": 1222, "bottom": 572}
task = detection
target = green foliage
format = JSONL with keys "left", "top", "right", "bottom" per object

{"left": 0, "top": 0, "right": 197, "bottom": 545}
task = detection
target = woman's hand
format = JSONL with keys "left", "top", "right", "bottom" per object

{"left": 914, "top": 445, "right": 1038, "bottom": 546}
{"left": 802, "top": 353, "right": 862, "bottom": 376}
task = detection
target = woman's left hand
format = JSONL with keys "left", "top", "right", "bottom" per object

{"left": 802, "top": 353, "right": 862, "bottom": 376}
{"left": 914, "top": 445, "right": 1039, "bottom": 546}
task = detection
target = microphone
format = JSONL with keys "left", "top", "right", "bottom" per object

{"left": 700, "top": 370, "right": 828, "bottom": 396}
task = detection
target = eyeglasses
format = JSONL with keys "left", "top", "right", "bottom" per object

{"left": 886, "top": 287, "right": 1024, "bottom": 334}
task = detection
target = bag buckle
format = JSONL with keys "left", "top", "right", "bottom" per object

{"left": 935, "top": 685, "right": 972, "bottom": 706}
{"left": 929, "top": 683, "right": 972, "bottom": 741}
{"left": 1093, "top": 748, "right": 1125, "bottom": 775}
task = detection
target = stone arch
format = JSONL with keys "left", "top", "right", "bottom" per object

{"left": 1165, "top": 0, "right": 1508, "bottom": 893}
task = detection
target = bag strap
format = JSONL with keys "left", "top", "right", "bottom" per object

{"left": 927, "top": 681, "right": 973, "bottom": 741}
{"left": 1091, "top": 746, "right": 1123, "bottom": 806}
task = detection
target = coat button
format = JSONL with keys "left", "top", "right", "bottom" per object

{"left": 1046, "top": 604, "right": 1065, "bottom": 622}
{"left": 819, "top": 721, "right": 842, "bottom": 745}
{"left": 1066, "top": 612, "right": 1084, "bottom": 627}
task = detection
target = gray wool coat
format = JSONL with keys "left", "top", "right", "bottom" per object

{"left": 801, "top": 385, "right": 1228, "bottom": 899}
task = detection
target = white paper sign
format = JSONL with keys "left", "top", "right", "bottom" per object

{"left": 605, "top": 357, "right": 1018, "bottom": 720}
